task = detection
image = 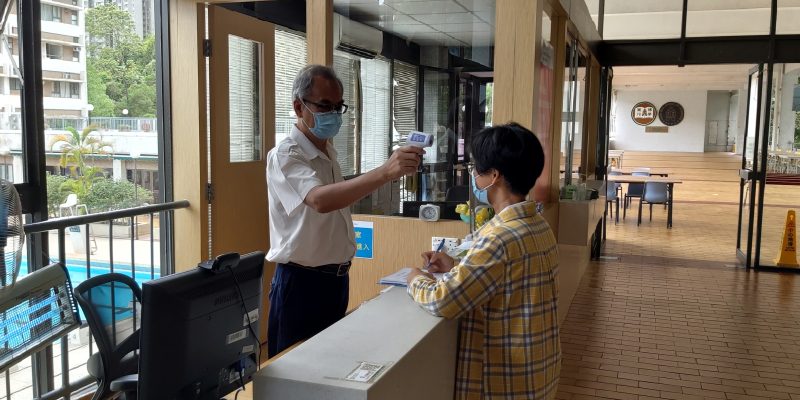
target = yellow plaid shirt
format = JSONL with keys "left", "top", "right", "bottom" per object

{"left": 408, "top": 201, "right": 561, "bottom": 400}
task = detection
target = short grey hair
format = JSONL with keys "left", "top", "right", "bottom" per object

{"left": 292, "top": 64, "right": 344, "bottom": 101}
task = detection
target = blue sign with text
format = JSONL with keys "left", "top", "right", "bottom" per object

{"left": 353, "top": 221, "right": 373, "bottom": 259}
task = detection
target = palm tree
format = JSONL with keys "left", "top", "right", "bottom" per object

{"left": 49, "top": 125, "right": 113, "bottom": 194}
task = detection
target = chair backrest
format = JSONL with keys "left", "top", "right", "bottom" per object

{"left": 74, "top": 273, "right": 142, "bottom": 399}
{"left": 61, "top": 193, "right": 78, "bottom": 207}
{"left": 643, "top": 182, "right": 670, "bottom": 203}
{"left": 606, "top": 183, "right": 618, "bottom": 200}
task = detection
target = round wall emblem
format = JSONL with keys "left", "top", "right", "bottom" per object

{"left": 631, "top": 101, "right": 657, "bottom": 126}
{"left": 659, "top": 102, "right": 684, "bottom": 126}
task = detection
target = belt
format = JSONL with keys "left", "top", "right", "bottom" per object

{"left": 286, "top": 261, "right": 351, "bottom": 276}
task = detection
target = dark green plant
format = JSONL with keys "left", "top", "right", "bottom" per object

{"left": 83, "top": 178, "right": 153, "bottom": 213}
{"left": 46, "top": 173, "right": 72, "bottom": 217}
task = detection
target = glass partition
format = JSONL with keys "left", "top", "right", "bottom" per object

{"left": 759, "top": 63, "right": 800, "bottom": 267}
{"left": 333, "top": 0, "right": 496, "bottom": 214}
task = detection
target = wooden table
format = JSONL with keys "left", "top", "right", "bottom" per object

{"left": 610, "top": 168, "right": 670, "bottom": 177}
{"left": 607, "top": 176, "right": 683, "bottom": 228}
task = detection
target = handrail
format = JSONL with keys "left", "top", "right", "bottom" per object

{"left": 24, "top": 200, "right": 190, "bottom": 234}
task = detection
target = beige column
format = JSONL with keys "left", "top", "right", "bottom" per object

{"left": 306, "top": 0, "right": 334, "bottom": 66}
{"left": 492, "top": 0, "right": 543, "bottom": 127}
{"left": 171, "top": 0, "right": 207, "bottom": 271}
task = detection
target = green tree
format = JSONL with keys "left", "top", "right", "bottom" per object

{"left": 795, "top": 111, "right": 800, "bottom": 147}
{"left": 83, "top": 178, "right": 153, "bottom": 213}
{"left": 85, "top": 4, "right": 156, "bottom": 117}
{"left": 87, "top": 60, "right": 115, "bottom": 116}
{"left": 49, "top": 126, "right": 113, "bottom": 196}
{"left": 46, "top": 173, "right": 72, "bottom": 217}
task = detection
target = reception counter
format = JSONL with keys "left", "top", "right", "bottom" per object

{"left": 254, "top": 287, "right": 458, "bottom": 399}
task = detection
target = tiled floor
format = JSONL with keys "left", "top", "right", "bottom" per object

{"left": 236, "top": 152, "right": 800, "bottom": 400}
{"left": 557, "top": 152, "right": 800, "bottom": 400}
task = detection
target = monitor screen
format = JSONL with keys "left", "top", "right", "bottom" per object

{"left": 138, "top": 251, "right": 265, "bottom": 400}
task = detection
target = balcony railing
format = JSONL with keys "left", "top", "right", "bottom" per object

{"left": 0, "top": 200, "right": 189, "bottom": 400}
{"left": 0, "top": 113, "right": 159, "bottom": 133}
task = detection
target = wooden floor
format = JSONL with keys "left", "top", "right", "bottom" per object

{"left": 558, "top": 151, "right": 800, "bottom": 400}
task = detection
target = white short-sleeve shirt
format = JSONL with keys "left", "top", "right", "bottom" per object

{"left": 266, "top": 125, "right": 355, "bottom": 266}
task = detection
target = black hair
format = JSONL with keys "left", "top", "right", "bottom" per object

{"left": 471, "top": 123, "right": 545, "bottom": 196}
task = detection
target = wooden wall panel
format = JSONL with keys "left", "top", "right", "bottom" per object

{"left": 171, "top": 0, "right": 206, "bottom": 272}
{"left": 347, "top": 215, "right": 470, "bottom": 309}
{"left": 306, "top": 0, "right": 333, "bottom": 66}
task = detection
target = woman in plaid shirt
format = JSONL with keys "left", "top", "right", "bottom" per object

{"left": 407, "top": 123, "right": 561, "bottom": 399}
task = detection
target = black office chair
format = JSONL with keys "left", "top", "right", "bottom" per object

{"left": 445, "top": 185, "right": 469, "bottom": 202}
{"left": 74, "top": 273, "right": 141, "bottom": 400}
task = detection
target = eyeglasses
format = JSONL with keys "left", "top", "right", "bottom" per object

{"left": 302, "top": 98, "right": 349, "bottom": 114}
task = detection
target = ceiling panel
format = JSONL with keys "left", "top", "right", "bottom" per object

{"left": 412, "top": 12, "right": 482, "bottom": 25}
{"left": 390, "top": 1, "right": 469, "bottom": 14}
{"left": 612, "top": 65, "right": 754, "bottom": 90}
{"left": 435, "top": 22, "right": 491, "bottom": 33}
{"left": 334, "top": 0, "right": 496, "bottom": 47}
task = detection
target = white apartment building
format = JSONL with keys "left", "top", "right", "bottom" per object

{"left": 0, "top": 0, "right": 88, "bottom": 119}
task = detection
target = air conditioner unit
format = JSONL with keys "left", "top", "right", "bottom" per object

{"left": 8, "top": 114, "right": 19, "bottom": 130}
{"left": 333, "top": 14, "right": 383, "bottom": 59}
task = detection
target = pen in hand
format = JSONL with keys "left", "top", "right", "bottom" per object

{"left": 425, "top": 239, "right": 446, "bottom": 271}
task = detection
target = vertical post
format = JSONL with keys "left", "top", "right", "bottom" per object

{"left": 306, "top": 0, "right": 333, "bottom": 66}
{"left": 492, "top": 0, "right": 542, "bottom": 127}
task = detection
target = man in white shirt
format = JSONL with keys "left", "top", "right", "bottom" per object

{"left": 266, "top": 65, "right": 423, "bottom": 357}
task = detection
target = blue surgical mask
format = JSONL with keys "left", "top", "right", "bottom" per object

{"left": 470, "top": 173, "right": 494, "bottom": 204}
{"left": 302, "top": 101, "right": 343, "bottom": 140}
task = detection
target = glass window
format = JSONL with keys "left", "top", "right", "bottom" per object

{"left": 274, "top": 28, "right": 307, "bottom": 144}
{"left": 392, "top": 60, "right": 417, "bottom": 146}
{"left": 71, "top": 10, "right": 79, "bottom": 26}
{"left": 359, "top": 58, "right": 391, "bottom": 172}
{"left": 10, "top": 77, "right": 21, "bottom": 91}
{"left": 331, "top": 1, "right": 496, "bottom": 214}
{"left": 332, "top": 51, "right": 358, "bottom": 176}
{"left": 760, "top": 63, "right": 800, "bottom": 267}
{"left": 392, "top": 61, "right": 418, "bottom": 207}
{"left": 560, "top": 42, "right": 588, "bottom": 187}
{"left": 51, "top": 81, "right": 63, "bottom": 97}
{"left": 227, "top": 34, "right": 262, "bottom": 163}
{"left": 70, "top": 82, "right": 80, "bottom": 99}
{"left": 45, "top": 43, "right": 63, "bottom": 59}
{"left": 42, "top": 4, "right": 62, "bottom": 23}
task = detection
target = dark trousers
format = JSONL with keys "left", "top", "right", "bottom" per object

{"left": 267, "top": 263, "right": 349, "bottom": 358}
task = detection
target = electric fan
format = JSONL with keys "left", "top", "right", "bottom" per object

{"left": 0, "top": 179, "right": 80, "bottom": 371}
{"left": 0, "top": 178, "right": 24, "bottom": 287}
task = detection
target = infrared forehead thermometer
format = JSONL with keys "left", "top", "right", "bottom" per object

{"left": 406, "top": 131, "right": 434, "bottom": 148}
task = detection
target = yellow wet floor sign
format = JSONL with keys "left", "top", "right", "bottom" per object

{"left": 775, "top": 210, "right": 799, "bottom": 268}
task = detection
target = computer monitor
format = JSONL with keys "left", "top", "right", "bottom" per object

{"left": 138, "top": 251, "right": 265, "bottom": 400}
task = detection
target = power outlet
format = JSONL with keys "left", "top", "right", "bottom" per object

{"left": 431, "top": 237, "right": 460, "bottom": 254}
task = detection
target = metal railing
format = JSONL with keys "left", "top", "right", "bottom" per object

{"left": 0, "top": 113, "right": 159, "bottom": 133}
{"left": 1, "top": 200, "right": 189, "bottom": 400}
